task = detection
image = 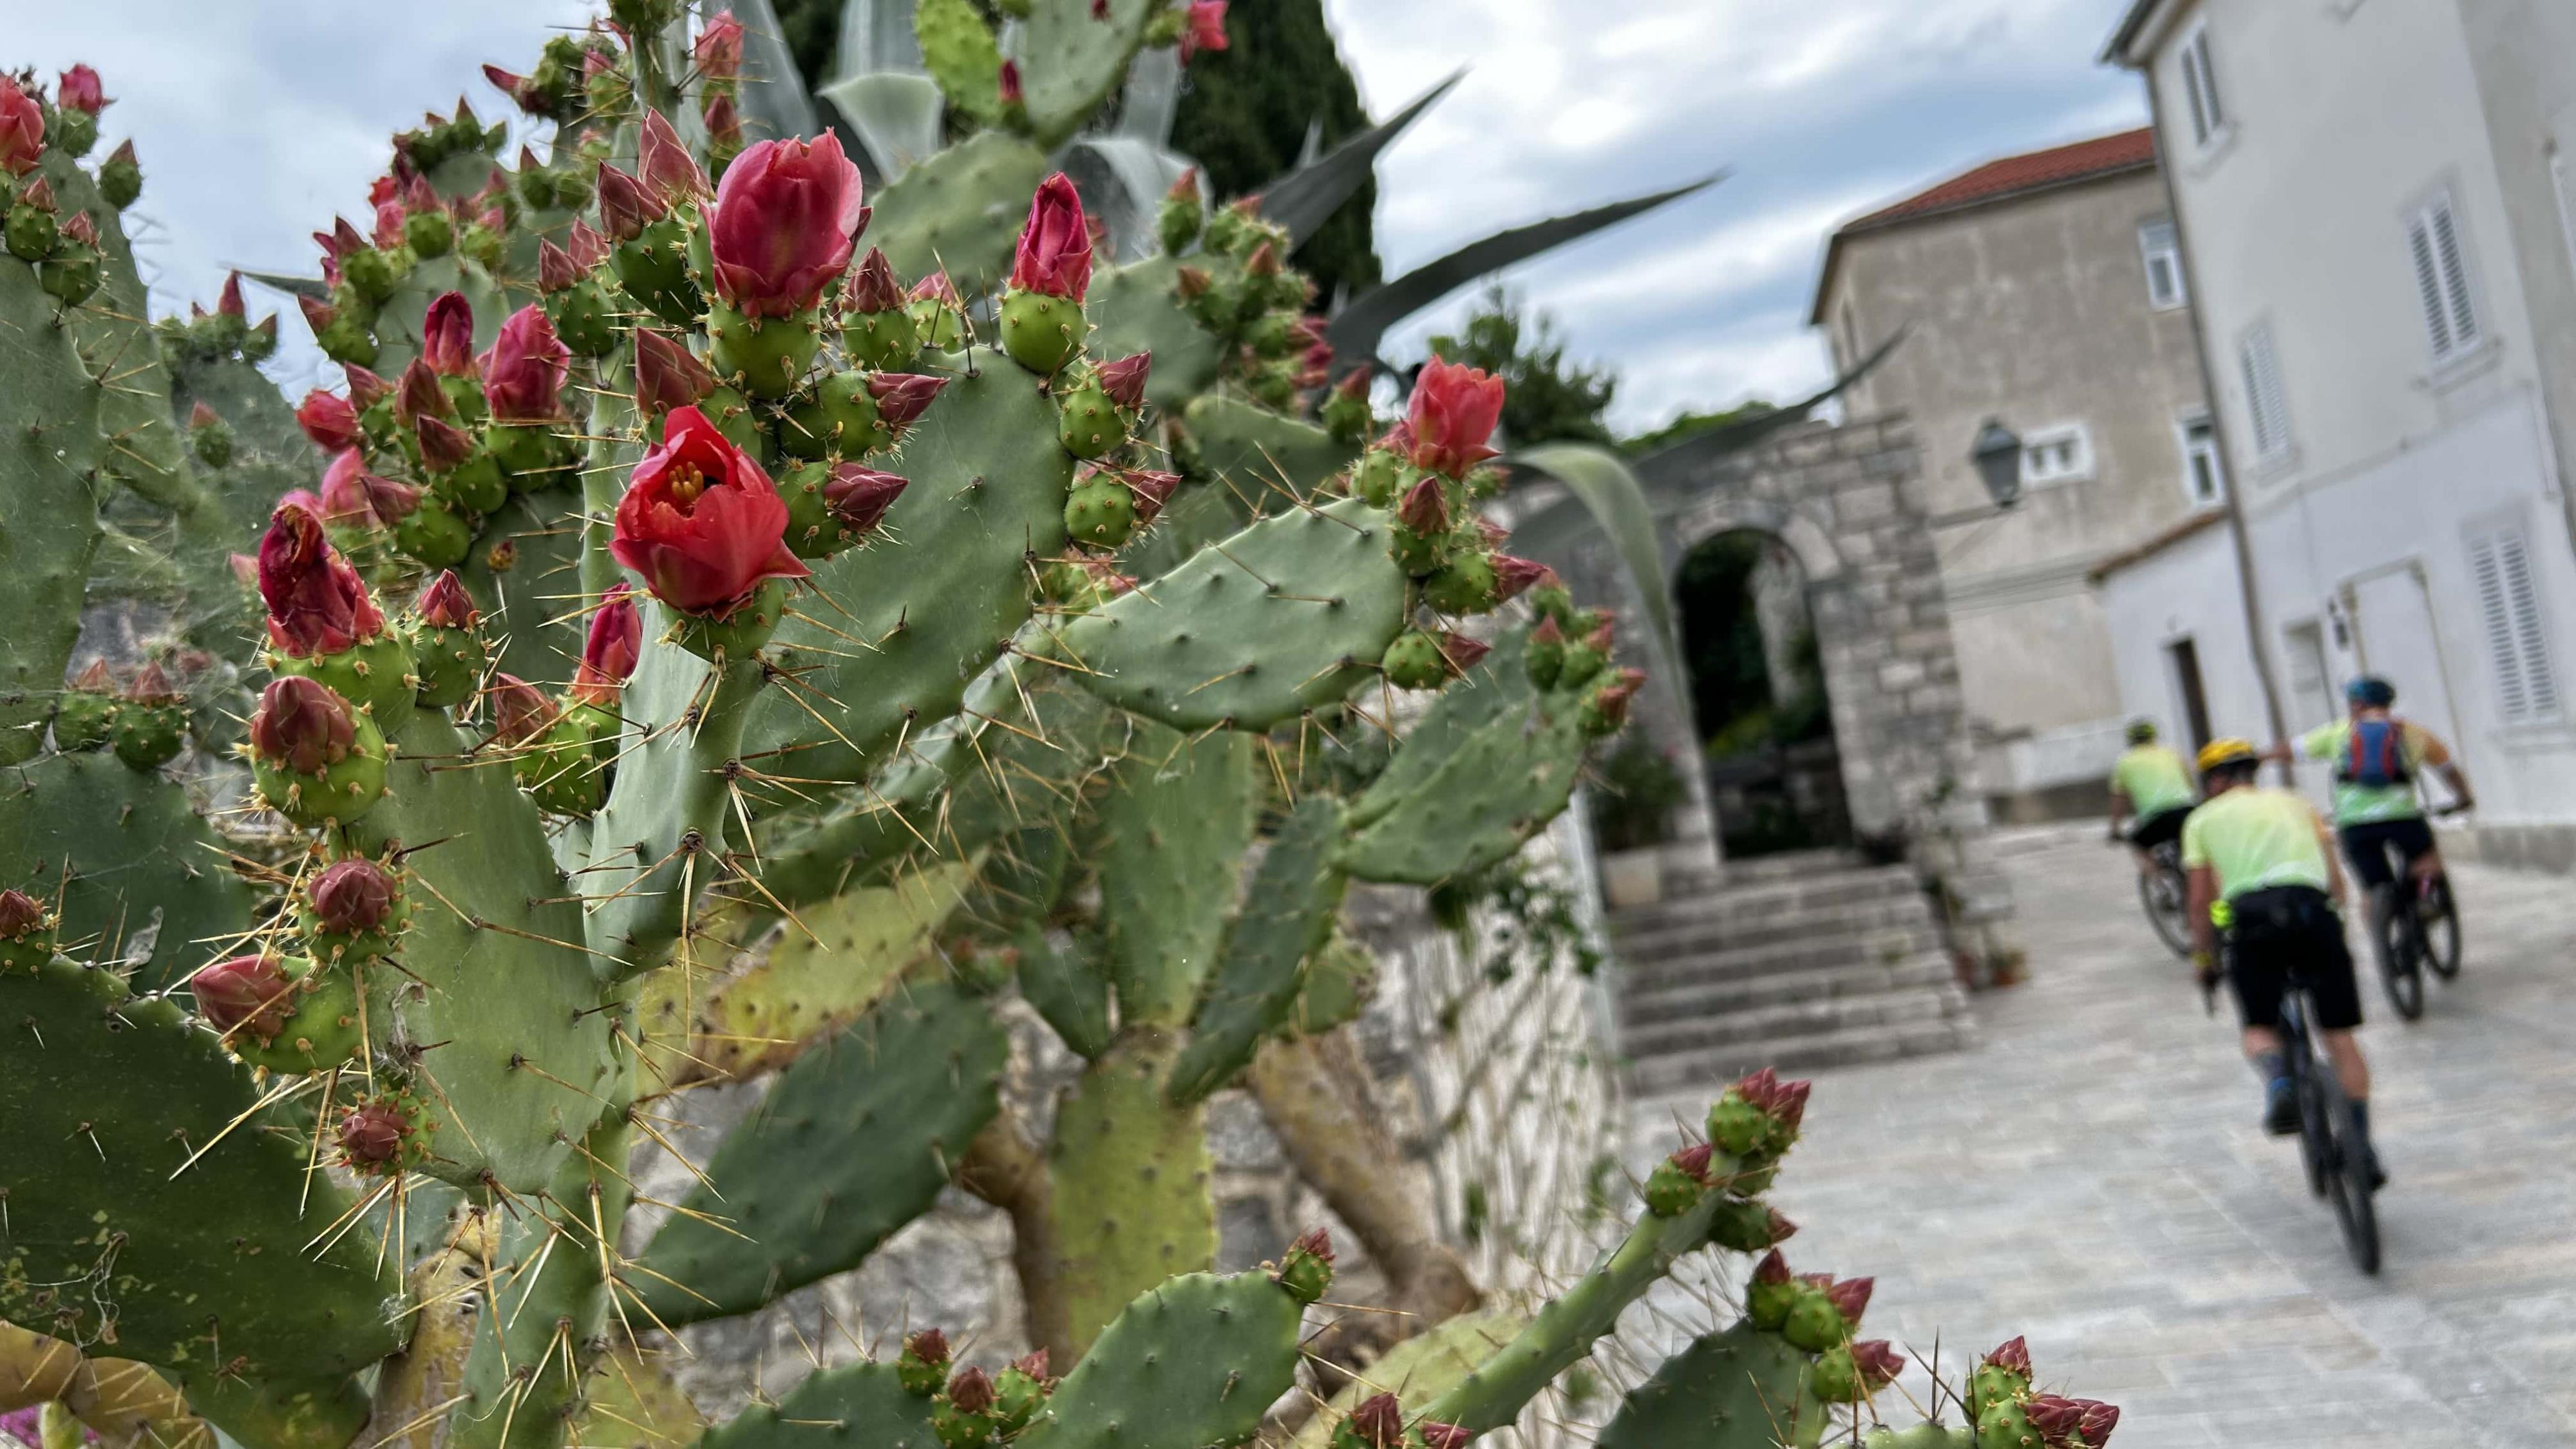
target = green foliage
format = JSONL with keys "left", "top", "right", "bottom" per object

{"left": 1590, "top": 733, "right": 1685, "bottom": 854}
{"left": 1624, "top": 400, "right": 1776, "bottom": 457}
{"left": 1428, "top": 285, "right": 1617, "bottom": 448}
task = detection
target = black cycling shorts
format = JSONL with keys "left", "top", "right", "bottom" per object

{"left": 2128, "top": 805, "right": 2192, "bottom": 853}
{"left": 2338, "top": 817, "right": 2436, "bottom": 893}
{"left": 2226, "top": 885, "right": 2362, "bottom": 1032}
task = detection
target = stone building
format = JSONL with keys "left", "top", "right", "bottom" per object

{"left": 1810, "top": 130, "right": 2219, "bottom": 820}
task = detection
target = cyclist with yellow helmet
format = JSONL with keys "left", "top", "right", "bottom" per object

{"left": 2183, "top": 738, "right": 2383, "bottom": 1182}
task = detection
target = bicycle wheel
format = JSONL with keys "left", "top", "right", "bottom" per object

{"left": 2423, "top": 876, "right": 2463, "bottom": 980}
{"left": 2139, "top": 855, "right": 2192, "bottom": 958}
{"left": 2314, "top": 1072, "right": 2383, "bottom": 1274}
{"left": 2372, "top": 889, "right": 2425, "bottom": 1021}
{"left": 2286, "top": 1028, "right": 2329, "bottom": 1198}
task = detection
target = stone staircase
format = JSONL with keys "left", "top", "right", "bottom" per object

{"left": 1609, "top": 849, "right": 1973, "bottom": 1096}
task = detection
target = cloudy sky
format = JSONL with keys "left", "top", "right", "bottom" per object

{"left": 15, "top": 0, "right": 2145, "bottom": 432}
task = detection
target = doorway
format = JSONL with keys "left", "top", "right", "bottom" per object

{"left": 2167, "top": 636, "right": 2213, "bottom": 752}
{"left": 1669, "top": 529, "right": 1852, "bottom": 857}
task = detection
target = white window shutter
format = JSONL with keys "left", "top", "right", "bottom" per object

{"left": 2470, "top": 529, "right": 2559, "bottom": 722}
{"left": 2502, "top": 531, "right": 2559, "bottom": 715}
{"left": 2431, "top": 203, "right": 2480, "bottom": 348}
{"left": 2408, "top": 190, "right": 2481, "bottom": 364}
{"left": 2239, "top": 326, "right": 2289, "bottom": 460}
{"left": 2409, "top": 214, "right": 2456, "bottom": 357}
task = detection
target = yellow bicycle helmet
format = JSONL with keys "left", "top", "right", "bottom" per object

{"left": 2197, "top": 737, "right": 2259, "bottom": 773}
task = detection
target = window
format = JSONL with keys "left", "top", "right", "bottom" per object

{"left": 2178, "top": 412, "right": 2225, "bottom": 504}
{"left": 2469, "top": 527, "right": 2560, "bottom": 722}
{"left": 2237, "top": 323, "right": 2292, "bottom": 462}
{"left": 2020, "top": 424, "right": 2092, "bottom": 486}
{"left": 2405, "top": 188, "right": 2482, "bottom": 365}
{"left": 2139, "top": 220, "right": 2187, "bottom": 308}
{"left": 2284, "top": 621, "right": 2335, "bottom": 731}
{"left": 2178, "top": 24, "right": 2225, "bottom": 147}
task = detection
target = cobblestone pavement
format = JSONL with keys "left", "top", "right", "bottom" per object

{"left": 1631, "top": 826, "right": 2576, "bottom": 1447}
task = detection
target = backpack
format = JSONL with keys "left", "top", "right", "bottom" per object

{"left": 2340, "top": 718, "right": 2412, "bottom": 790}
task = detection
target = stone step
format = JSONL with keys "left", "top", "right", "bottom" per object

{"left": 1615, "top": 922, "right": 1944, "bottom": 998}
{"left": 1625, "top": 1014, "right": 1978, "bottom": 1098}
{"left": 1717, "top": 848, "right": 1864, "bottom": 883}
{"left": 1615, "top": 895, "right": 1938, "bottom": 958}
{"left": 1610, "top": 866, "right": 1921, "bottom": 935}
{"left": 1619, "top": 952, "right": 1960, "bottom": 1026}
{"left": 1618, "top": 982, "right": 1964, "bottom": 1061}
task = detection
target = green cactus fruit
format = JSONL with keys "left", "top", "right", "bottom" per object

{"left": 0, "top": 889, "right": 57, "bottom": 975}
{"left": 669, "top": 578, "right": 789, "bottom": 662}
{"left": 486, "top": 421, "right": 569, "bottom": 488}
{"left": 1243, "top": 311, "right": 1296, "bottom": 360}
{"left": 97, "top": 145, "right": 140, "bottom": 209}
{"left": 898, "top": 1330, "right": 952, "bottom": 1397}
{"left": 990, "top": 1352, "right": 1052, "bottom": 1435}
{"left": 1744, "top": 1256, "right": 1799, "bottom": 1332}
{"left": 111, "top": 698, "right": 185, "bottom": 772}
{"left": 1579, "top": 675, "right": 1638, "bottom": 737}
{"left": 412, "top": 624, "right": 486, "bottom": 708}
{"left": 189, "top": 412, "right": 234, "bottom": 468}
{"left": 251, "top": 697, "right": 389, "bottom": 831}
{"left": 612, "top": 216, "right": 701, "bottom": 328}
{"left": 547, "top": 277, "right": 619, "bottom": 356}
{"left": 1811, "top": 1345, "right": 1860, "bottom": 1405}
{"left": 1780, "top": 1283, "right": 1848, "bottom": 1354}
{"left": 909, "top": 293, "right": 967, "bottom": 350}
{"left": 428, "top": 448, "right": 508, "bottom": 515}
{"left": 931, "top": 1367, "right": 998, "bottom": 1449}
{"left": 1423, "top": 553, "right": 1500, "bottom": 616}
{"left": 515, "top": 709, "right": 609, "bottom": 817}
{"left": 781, "top": 370, "right": 882, "bottom": 461}
{"left": 37, "top": 243, "right": 99, "bottom": 305}
{"left": 1524, "top": 624, "right": 1565, "bottom": 692}
{"left": 405, "top": 207, "right": 453, "bottom": 260}
{"left": 332, "top": 1088, "right": 437, "bottom": 1177}
{"left": 1707, "top": 1198, "right": 1791, "bottom": 1254}
{"left": 51, "top": 108, "right": 97, "bottom": 159}
{"left": 1966, "top": 1343, "right": 2031, "bottom": 1424}
{"left": 1000, "top": 288, "right": 1085, "bottom": 375}
{"left": 710, "top": 301, "right": 823, "bottom": 399}
{"left": 1642, "top": 1144, "right": 1711, "bottom": 1218}
{"left": 1527, "top": 581, "right": 1577, "bottom": 627}
{"left": 229, "top": 959, "right": 363, "bottom": 1074}
{"left": 294, "top": 855, "right": 409, "bottom": 965}
{"left": 1274, "top": 1226, "right": 1336, "bottom": 1305}
{"left": 1323, "top": 388, "right": 1372, "bottom": 448}
{"left": 1381, "top": 630, "right": 1448, "bottom": 690}
{"left": 341, "top": 246, "right": 399, "bottom": 304}
{"left": 1064, "top": 475, "right": 1137, "bottom": 549}
{"left": 6, "top": 196, "right": 59, "bottom": 263}
{"left": 395, "top": 495, "right": 473, "bottom": 568}
{"left": 1057, "top": 374, "right": 1124, "bottom": 459}
{"left": 52, "top": 665, "right": 116, "bottom": 751}
{"left": 1159, "top": 196, "right": 1202, "bottom": 255}
{"left": 274, "top": 632, "right": 417, "bottom": 733}
{"left": 1976, "top": 1401, "right": 2038, "bottom": 1449}
{"left": 842, "top": 308, "right": 920, "bottom": 371}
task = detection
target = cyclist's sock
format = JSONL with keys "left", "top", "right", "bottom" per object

{"left": 2249, "top": 1049, "right": 2287, "bottom": 1086}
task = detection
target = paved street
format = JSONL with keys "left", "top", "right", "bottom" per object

{"left": 1631, "top": 827, "right": 2576, "bottom": 1446}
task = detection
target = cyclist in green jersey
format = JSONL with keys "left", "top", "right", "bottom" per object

{"left": 2266, "top": 676, "right": 2473, "bottom": 898}
{"left": 2183, "top": 739, "right": 2382, "bottom": 1182}
{"left": 2108, "top": 718, "right": 2196, "bottom": 874}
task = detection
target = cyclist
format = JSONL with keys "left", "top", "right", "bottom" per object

{"left": 2269, "top": 676, "right": 2474, "bottom": 908}
{"left": 2182, "top": 738, "right": 2383, "bottom": 1183}
{"left": 2107, "top": 717, "right": 2196, "bottom": 874}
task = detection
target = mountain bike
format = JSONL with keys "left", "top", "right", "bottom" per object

{"left": 2137, "top": 839, "right": 2192, "bottom": 958}
{"left": 2279, "top": 971, "right": 2380, "bottom": 1274}
{"left": 2362, "top": 803, "right": 2468, "bottom": 1021}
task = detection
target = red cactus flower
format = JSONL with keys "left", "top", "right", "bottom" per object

{"left": 250, "top": 676, "right": 359, "bottom": 775}
{"left": 2076, "top": 1400, "right": 2119, "bottom": 1446}
{"left": 910, "top": 270, "right": 961, "bottom": 307}
{"left": 705, "top": 133, "right": 866, "bottom": 318}
{"left": 1669, "top": 1142, "right": 1714, "bottom": 1183}
{"left": 694, "top": 10, "right": 745, "bottom": 79}
{"left": 945, "top": 1366, "right": 995, "bottom": 1415}
{"left": 611, "top": 405, "right": 809, "bottom": 615}
{"left": 0, "top": 79, "right": 43, "bottom": 176}
{"left": 841, "top": 247, "right": 905, "bottom": 312}
{"left": 1346, "top": 1394, "right": 1405, "bottom": 1449}
{"left": 596, "top": 162, "right": 659, "bottom": 241}
{"left": 57, "top": 64, "right": 106, "bottom": 114}
{"left": 487, "top": 673, "right": 559, "bottom": 748}
{"left": 480, "top": 305, "right": 570, "bottom": 424}
{"left": 0, "top": 888, "right": 44, "bottom": 938}
{"left": 1752, "top": 1248, "right": 1791, "bottom": 1285}
{"left": 1406, "top": 356, "right": 1506, "bottom": 478}
{"left": 415, "top": 413, "right": 476, "bottom": 474}
{"left": 537, "top": 238, "right": 582, "bottom": 294}
{"left": 1824, "top": 1276, "right": 1874, "bottom": 1321}
{"left": 1121, "top": 468, "right": 1180, "bottom": 524}
{"left": 258, "top": 504, "right": 384, "bottom": 658}
{"left": 1097, "top": 352, "right": 1152, "bottom": 410}
{"left": 337, "top": 1101, "right": 411, "bottom": 1166}
{"left": 573, "top": 586, "right": 642, "bottom": 707}
{"left": 417, "top": 571, "right": 479, "bottom": 629}
{"left": 296, "top": 390, "right": 362, "bottom": 453}
{"left": 1179, "top": 0, "right": 1229, "bottom": 62}
{"left": 1009, "top": 173, "right": 1094, "bottom": 301}
{"left": 1490, "top": 556, "right": 1555, "bottom": 603}
{"left": 565, "top": 218, "right": 610, "bottom": 272}
{"left": 1850, "top": 1340, "right": 1906, "bottom": 1390}
{"left": 1435, "top": 632, "right": 1490, "bottom": 674}
{"left": 319, "top": 450, "right": 377, "bottom": 527}
{"left": 371, "top": 199, "right": 406, "bottom": 251}
{"left": 639, "top": 109, "right": 710, "bottom": 207}
{"left": 867, "top": 372, "right": 949, "bottom": 430}
{"left": 634, "top": 328, "right": 719, "bottom": 419}
{"left": 309, "top": 857, "right": 397, "bottom": 934}
{"left": 191, "top": 954, "right": 296, "bottom": 1044}
{"left": 822, "top": 463, "right": 909, "bottom": 538}
{"left": 421, "top": 292, "right": 475, "bottom": 377}
{"left": 1394, "top": 475, "right": 1450, "bottom": 536}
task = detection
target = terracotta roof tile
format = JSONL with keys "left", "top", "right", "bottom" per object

{"left": 1839, "top": 128, "right": 2158, "bottom": 235}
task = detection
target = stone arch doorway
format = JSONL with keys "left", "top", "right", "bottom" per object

{"left": 1674, "top": 527, "right": 1853, "bottom": 858}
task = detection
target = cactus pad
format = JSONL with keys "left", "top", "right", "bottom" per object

{"left": 1598, "top": 1321, "right": 1826, "bottom": 1449}
{"left": 1183, "top": 396, "right": 1356, "bottom": 505}
{"left": 700, "top": 1363, "right": 937, "bottom": 1449}
{"left": 1016, "top": 0, "right": 1159, "bottom": 147}
{"left": 869, "top": 136, "right": 1050, "bottom": 301}
{"left": 0, "top": 260, "right": 105, "bottom": 764}
{"left": 1166, "top": 795, "right": 1347, "bottom": 1105}
{"left": 1046, "top": 1031, "right": 1217, "bottom": 1353}
{"left": 1016, "top": 926, "right": 1115, "bottom": 1060}
{"left": 1084, "top": 259, "right": 1223, "bottom": 409}
{"left": 1014, "top": 1272, "right": 1303, "bottom": 1449}
{"left": 1090, "top": 724, "right": 1256, "bottom": 1027}
{"left": 1289, "top": 1311, "right": 1530, "bottom": 1449}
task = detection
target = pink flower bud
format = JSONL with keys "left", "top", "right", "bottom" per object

{"left": 1435, "top": 632, "right": 1490, "bottom": 676}
{"left": 368, "top": 173, "right": 401, "bottom": 209}
{"left": 702, "top": 92, "right": 741, "bottom": 149}
{"left": 345, "top": 364, "right": 392, "bottom": 410}
{"left": 1984, "top": 1337, "right": 2032, "bottom": 1376}
{"left": 337, "top": 1100, "right": 412, "bottom": 1166}
{"left": 1406, "top": 356, "right": 1505, "bottom": 478}
{"left": 705, "top": 133, "right": 866, "bottom": 317}
{"left": 1753, "top": 1248, "right": 1791, "bottom": 1285}
{"left": 422, "top": 292, "right": 475, "bottom": 377}
{"left": 1850, "top": 1341, "right": 1905, "bottom": 1390}
{"left": 415, "top": 413, "right": 476, "bottom": 474}
{"left": 216, "top": 271, "right": 245, "bottom": 319}
{"left": 319, "top": 450, "right": 375, "bottom": 527}
{"left": 484, "top": 64, "right": 531, "bottom": 103}
{"left": 1097, "top": 352, "right": 1151, "bottom": 410}
{"left": 309, "top": 857, "right": 397, "bottom": 934}
{"left": 1824, "top": 1276, "right": 1874, "bottom": 1322}
{"left": 1121, "top": 468, "right": 1180, "bottom": 525}
{"left": 191, "top": 954, "right": 296, "bottom": 1044}
{"left": 0, "top": 888, "right": 44, "bottom": 938}
{"left": 537, "top": 238, "right": 582, "bottom": 294}
{"left": 909, "top": 270, "right": 962, "bottom": 307}
{"left": 596, "top": 162, "right": 658, "bottom": 242}
{"left": 565, "top": 218, "right": 610, "bottom": 272}
{"left": 60, "top": 210, "right": 95, "bottom": 246}
{"left": 1009, "top": 173, "right": 1093, "bottom": 301}
{"left": 1765, "top": 1207, "right": 1798, "bottom": 1242}
{"left": 634, "top": 328, "right": 717, "bottom": 417}
{"left": 57, "top": 64, "right": 106, "bottom": 115}
{"left": 1166, "top": 167, "right": 1200, "bottom": 204}
{"left": 640, "top": 109, "right": 710, "bottom": 207}
{"left": 259, "top": 504, "right": 384, "bottom": 658}
{"left": 905, "top": 1329, "right": 950, "bottom": 1368}
{"left": 822, "top": 464, "right": 909, "bottom": 538}
{"left": 1490, "top": 556, "right": 1555, "bottom": 603}
{"left": 694, "top": 11, "right": 745, "bottom": 80}
{"left": 15, "top": 176, "right": 53, "bottom": 213}
{"left": 867, "top": 372, "right": 949, "bottom": 430}
{"left": 123, "top": 661, "right": 178, "bottom": 705}
{"left": 1669, "top": 1142, "right": 1713, "bottom": 1184}
{"left": 1772, "top": 1078, "right": 1811, "bottom": 1132}
{"left": 186, "top": 401, "right": 220, "bottom": 432}
{"left": 2076, "top": 1400, "right": 2120, "bottom": 1446}
{"left": 1589, "top": 668, "right": 1644, "bottom": 730}
{"left": 944, "top": 1366, "right": 995, "bottom": 1415}
{"left": 1395, "top": 475, "right": 1450, "bottom": 536}
{"left": 841, "top": 247, "right": 905, "bottom": 312}
{"left": 998, "top": 61, "right": 1024, "bottom": 107}
{"left": 479, "top": 305, "right": 569, "bottom": 424}
{"left": 250, "top": 675, "right": 358, "bottom": 775}
{"left": 2024, "top": 1396, "right": 2083, "bottom": 1441}
{"left": 1092, "top": 0, "right": 1109, "bottom": 19}
{"left": 488, "top": 673, "right": 559, "bottom": 748}
{"left": 359, "top": 470, "right": 422, "bottom": 526}
{"left": 417, "top": 571, "right": 479, "bottom": 629}
{"left": 573, "top": 586, "right": 642, "bottom": 707}
{"left": 0, "top": 80, "right": 43, "bottom": 176}
{"left": 297, "top": 390, "right": 362, "bottom": 453}
{"left": 1179, "top": 0, "right": 1230, "bottom": 62}
{"left": 297, "top": 293, "right": 337, "bottom": 336}
{"left": 1173, "top": 264, "right": 1213, "bottom": 300}
{"left": 70, "top": 658, "right": 115, "bottom": 694}
{"left": 395, "top": 359, "right": 451, "bottom": 426}
{"left": 372, "top": 200, "right": 406, "bottom": 251}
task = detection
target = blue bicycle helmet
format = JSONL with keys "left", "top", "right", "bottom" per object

{"left": 2346, "top": 676, "right": 2396, "bottom": 708}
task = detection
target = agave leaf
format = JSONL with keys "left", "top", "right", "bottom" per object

{"left": 731, "top": 0, "right": 822, "bottom": 142}
{"left": 238, "top": 270, "right": 329, "bottom": 302}
{"left": 1258, "top": 70, "right": 1464, "bottom": 247}
{"left": 1505, "top": 442, "right": 1680, "bottom": 686}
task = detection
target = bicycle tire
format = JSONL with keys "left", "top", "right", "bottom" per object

{"left": 2423, "top": 876, "right": 2463, "bottom": 981}
{"left": 2140, "top": 848, "right": 2193, "bottom": 959}
{"left": 2312, "top": 1068, "right": 2383, "bottom": 1274}
{"left": 2372, "top": 889, "right": 2425, "bottom": 1021}
{"left": 2296, "top": 1070, "right": 2331, "bottom": 1199}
